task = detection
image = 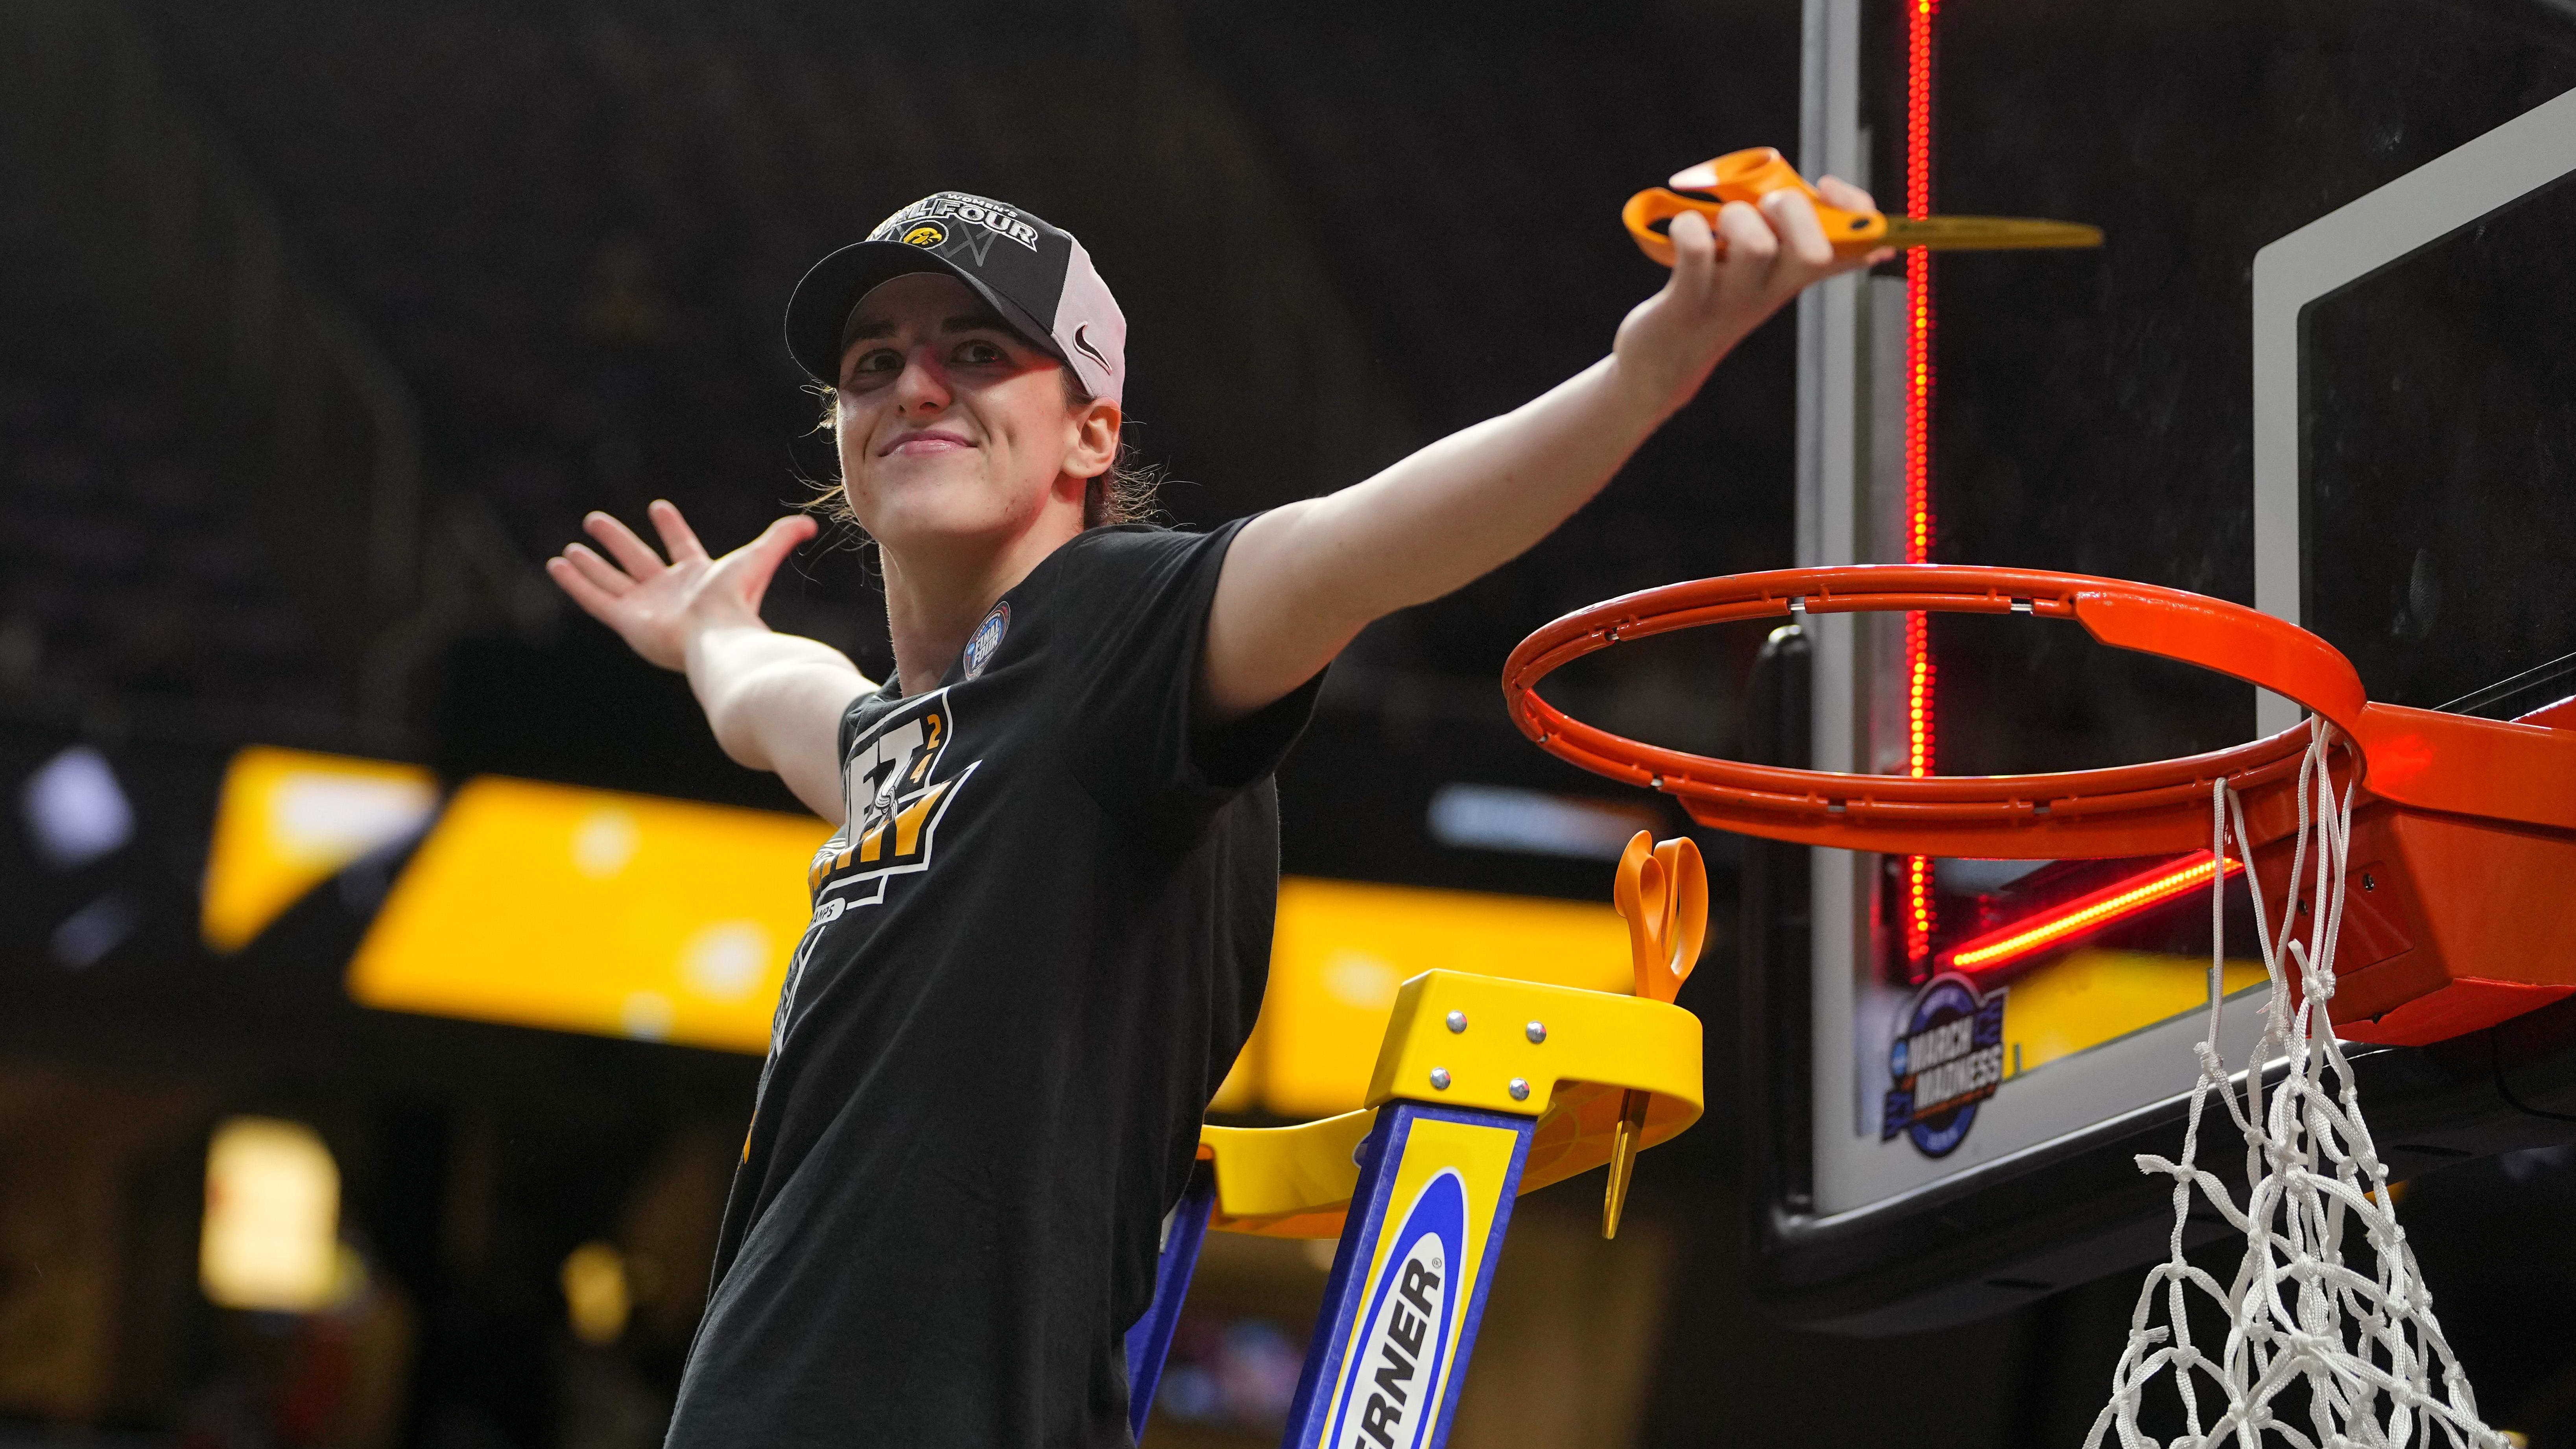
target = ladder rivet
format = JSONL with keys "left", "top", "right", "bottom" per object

{"left": 1429, "top": 1067, "right": 1452, "bottom": 1091}
{"left": 1508, "top": 1078, "right": 1531, "bottom": 1102}
{"left": 1526, "top": 1022, "right": 1548, "bottom": 1044}
{"left": 1446, "top": 1010, "right": 1468, "bottom": 1033}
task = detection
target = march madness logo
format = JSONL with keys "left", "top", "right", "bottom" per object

{"left": 805, "top": 688, "right": 978, "bottom": 908}
{"left": 1882, "top": 973, "right": 2008, "bottom": 1158}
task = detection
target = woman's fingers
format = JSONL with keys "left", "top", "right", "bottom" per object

{"left": 748, "top": 513, "right": 821, "bottom": 563}
{"left": 1711, "top": 198, "right": 1781, "bottom": 301}
{"left": 1665, "top": 208, "right": 1720, "bottom": 300}
{"left": 560, "top": 541, "right": 635, "bottom": 596}
{"left": 649, "top": 498, "right": 711, "bottom": 565}
{"left": 1812, "top": 177, "right": 1895, "bottom": 274}
{"left": 727, "top": 514, "right": 821, "bottom": 605}
{"left": 1761, "top": 189, "right": 1837, "bottom": 276}
{"left": 1814, "top": 175, "right": 1877, "bottom": 215}
{"left": 585, "top": 510, "right": 668, "bottom": 578}
{"left": 546, "top": 555, "right": 627, "bottom": 622}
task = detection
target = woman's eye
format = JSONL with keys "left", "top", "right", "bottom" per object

{"left": 956, "top": 340, "right": 1006, "bottom": 365}
{"left": 842, "top": 349, "right": 900, "bottom": 385}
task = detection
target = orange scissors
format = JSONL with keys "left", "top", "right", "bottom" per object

{"left": 1623, "top": 147, "right": 2102, "bottom": 266}
{"left": 1602, "top": 830, "right": 1706, "bottom": 1239}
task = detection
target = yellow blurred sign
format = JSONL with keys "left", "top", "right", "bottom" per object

{"left": 343, "top": 770, "right": 1643, "bottom": 1108}
{"left": 202, "top": 747, "right": 438, "bottom": 952}
{"left": 2002, "top": 949, "right": 2267, "bottom": 1080}
{"left": 1223, "top": 877, "right": 1637, "bottom": 1119}
{"left": 348, "top": 777, "right": 830, "bottom": 1052}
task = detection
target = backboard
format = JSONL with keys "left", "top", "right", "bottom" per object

{"left": 1749, "top": 0, "right": 2576, "bottom": 1331}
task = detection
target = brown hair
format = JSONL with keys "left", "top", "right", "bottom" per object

{"left": 806, "top": 370, "right": 1163, "bottom": 530}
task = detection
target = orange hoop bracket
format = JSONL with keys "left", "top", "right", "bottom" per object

{"left": 1501, "top": 565, "right": 2576, "bottom": 859}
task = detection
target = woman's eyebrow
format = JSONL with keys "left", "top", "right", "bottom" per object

{"left": 843, "top": 310, "right": 1013, "bottom": 344}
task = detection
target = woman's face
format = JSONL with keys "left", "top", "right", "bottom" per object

{"left": 832, "top": 273, "right": 1116, "bottom": 565}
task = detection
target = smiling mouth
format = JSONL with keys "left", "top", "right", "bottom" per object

{"left": 879, "top": 431, "right": 974, "bottom": 458}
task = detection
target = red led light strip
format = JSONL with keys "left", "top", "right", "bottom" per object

{"left": 1945, "top": 853, "right": 2247, "bottom": 974}
{"left": 1901, "top": 0, "right": 1940, "bottom": 965}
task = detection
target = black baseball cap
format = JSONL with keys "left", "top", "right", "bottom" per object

{"left": 784, "top": 192, "right": 1127, "bottom": 404}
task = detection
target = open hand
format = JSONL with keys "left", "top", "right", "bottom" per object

{"left": 545, "top": 500, "right": 819, "bottom": 671}
{"left": 1611, "top": 175, "right": 1893, "bottom": 420}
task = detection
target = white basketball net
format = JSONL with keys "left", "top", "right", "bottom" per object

{"left": 2086, "top": 722, "right": 2507, "bottom": 1449}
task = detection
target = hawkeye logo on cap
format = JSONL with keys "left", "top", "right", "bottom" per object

{"left": 901, "top": 221, "right": 948, "bottom": 247}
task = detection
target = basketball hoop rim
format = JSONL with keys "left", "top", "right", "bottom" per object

{"left": 1501, "top": 565, "right": 2371, "bottom": 855}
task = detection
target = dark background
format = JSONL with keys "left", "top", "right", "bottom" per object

{"left": 0, "top": 0, "right": 2570, "bottom": 1445}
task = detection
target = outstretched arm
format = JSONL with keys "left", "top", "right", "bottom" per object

{"left": 1203, "top": 179, "right": 1887, "bottom": 722}
{"left": 546, "top": 501, "right": 869, "bottom": 823}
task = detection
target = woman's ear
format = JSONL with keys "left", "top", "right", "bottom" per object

{"left": 1065, "top": 395, "right": 1122, "bottom": 481}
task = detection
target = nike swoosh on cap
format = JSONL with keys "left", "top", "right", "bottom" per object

{"left": 1071, "top": 324, "right": 1110, "bottom": 370}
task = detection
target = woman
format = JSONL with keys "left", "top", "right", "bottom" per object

{"left": 547, "top": 182, "right": 1881, "bottom": 1447}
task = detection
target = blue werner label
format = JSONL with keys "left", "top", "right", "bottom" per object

{"left": 1326, "top": 1170, "right": 1465, "bottom": 1449}
{"left": 1882, "top": 972, "right": 2008, "bottom": 1158}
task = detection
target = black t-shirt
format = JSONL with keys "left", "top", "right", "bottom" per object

{"left": 666, "top": 520, "right": 1319, "bottom": 1448}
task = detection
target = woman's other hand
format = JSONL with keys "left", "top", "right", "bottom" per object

{"left": 546, "top": 500, "right": 819, "bottom": 671}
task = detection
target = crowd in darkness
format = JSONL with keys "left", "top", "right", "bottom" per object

{"left": 0, "top": 211, "right": 339, "bottom": 720}
{"left": 138, "top": 2, "right": 919, "bottom": 678}
{"left": 129, "top": 0, "right": 1808, "bottom": 745}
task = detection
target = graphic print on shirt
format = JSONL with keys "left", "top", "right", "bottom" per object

{"left": 807, "top": 687, "right": 979, "bottom": 908}
{"left": 766, "top": 689, "right": 980, "bottom": 1062}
